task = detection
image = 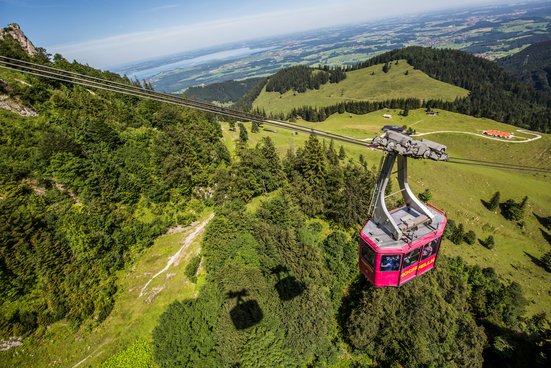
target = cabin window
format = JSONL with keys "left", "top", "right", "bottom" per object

{"left": 361, "top": 241, "right": 375, "bottom": 267}
{"left": 421, "top": 237, "right": 440, "bottom": 260}
{"left": 402, "top": 248, "right": 420, "bottom": 268}
{"left": 380, "top": 255, "right": 401, "bottom": 272}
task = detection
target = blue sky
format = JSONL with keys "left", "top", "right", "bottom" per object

{"left": 1, "top": 0, "right": 507, "bottom": 68}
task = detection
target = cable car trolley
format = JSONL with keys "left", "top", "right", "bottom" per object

{"left": 359, "top": 131, "right": 448, "bottom": 287}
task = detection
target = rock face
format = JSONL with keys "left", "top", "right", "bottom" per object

{"left": 0, "top": 23, "right": 37, "bottom": 56}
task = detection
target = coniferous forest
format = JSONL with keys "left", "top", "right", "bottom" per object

{"left": 1, "top": 33, "right": 550, "bottom": 367}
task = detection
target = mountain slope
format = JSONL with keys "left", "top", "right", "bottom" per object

{"left": 499, "top": 40, "right": 551, "bottom": 92}
{"left": 253, "top": 60, "right": 468, "bottom": 115}
{"left": 184, "top": 77, "right": 264, "bottom": 104}
{"left": 359, "top": 46, "right": 551, "bottom": 132}
{"left": 0, "top": 33, "right": 229, "bottom": 345}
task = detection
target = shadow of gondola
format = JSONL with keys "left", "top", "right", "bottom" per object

{"left": 271, "top": 265, "right": 305, "bottom": 301}
{"left": 226, "top": 289, "right": 263, "bottom": 330}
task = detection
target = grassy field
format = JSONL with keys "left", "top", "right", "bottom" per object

{"left": 1, "top": 210, "right": 212, "bottom": 368}
{"left": 253, "top": 61, "right": 469, "bottom": 116}
{"left": 226, "top": 109, "right": 551, "bottom": 315}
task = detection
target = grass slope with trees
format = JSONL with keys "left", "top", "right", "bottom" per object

{"left": 1, "top": 31, "right": 551, "bottom": 368}
{"left": 253, "top": 47, "right": 551, "bottom": 133}
{"left": 499, "top": 40, "right": 551, "bottom": 93}
{"left": 184, "top": 77, "right": 264, "bottom": 105}
{"left": 0, "top": 32, "right": 229, "bottom": 364}
{"left": 253, "top": 60, "right": 468, "bottom": 116}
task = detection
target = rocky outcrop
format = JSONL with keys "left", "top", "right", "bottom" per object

{"left": 0, "top": 23, "right": 37, "bottom": 56}
{"left": 0, "top": 94, "right": 38, "bottom": 117}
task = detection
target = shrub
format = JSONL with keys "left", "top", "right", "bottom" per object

{"left": 419, "top": 189, "right": 432, "bottom": 203}
{"left": 444, "top": 219, "right": 456, "bottom": 239}
{"left": 464, "top": 230, "right": 476, "bottom": 245}
{"left": 481, "top": 235, "right": 495, "bottom": 250}
{"left": 185, "top": 255, "right": 202, "bottom": 283}
{"left": 450, "top": 223, "right": 465, "bottom": 245}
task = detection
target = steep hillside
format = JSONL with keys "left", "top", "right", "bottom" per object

{"left": 499, "top": 40, "right": 551, "bottom": 92}
{"left": 0, "top": 37, "right": 229, "bottom": 347}
{"left": 357, "top": 47, "right": 551, "bottom": 132}
{"left": 253, "top": 60, "right": 468, "bottom": 115}
{"left": 184, "top": 77, "right": 264, "bottom": 104}
{"left": 252, "top": 47, "right": 551, "bottom": 132}
{"left": 2, "top": 26, "right": 551, "bottom": 368}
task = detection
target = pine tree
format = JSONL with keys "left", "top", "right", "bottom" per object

{"left": 450, "top": 223, "right": 465, "bottom": 245}
{"left": 483, "top": 235, "right": 495, "bottom": 249}
{"left": 464, "top": 230, "right": 476, "bottom": 245}
{"left": 541, "top": 251, "right": 551, "bottom": 272}
{"left": 326, "top": 140, "right": 338, "bottom": 166}
{"left": 251, "top": 121, "right": 260, "bottom": 133}
{"left": 238, "top": 123, "right": 248, "bottom": 143}
{"left": 419, "top": 188, "right": 432, "bottom": 203}
{"left": 338, "top": 146, "right": 346, "bottom": 160}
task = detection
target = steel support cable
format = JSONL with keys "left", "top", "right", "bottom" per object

{"left": 445, "top": 160, "right": 551, "bottom": 173}
{"left": 0, "top": 56, "right": 375, "bottom": 148}
{"left": 448, "top": 155, "right": 549, "bottom": 171}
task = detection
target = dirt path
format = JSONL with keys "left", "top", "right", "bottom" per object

{"left": 139, "top": 213, "right": 214, "bottom": 298}
{"left": 412, "top": 129, "right": 542, "bottom": 143}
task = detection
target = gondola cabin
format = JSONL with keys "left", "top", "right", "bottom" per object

{"left": 360, "top": 131, "right": 449, "bottom": 287}
{"left": 359, "top": 203, "right": 447, "bottom": 287}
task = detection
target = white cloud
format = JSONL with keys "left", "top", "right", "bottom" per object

{"left": 46, "top": 0, "right": 499, "bottom": 68}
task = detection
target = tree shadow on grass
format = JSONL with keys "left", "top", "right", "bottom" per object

{"left": 540, "top": 228, "right": 551, "bottom": 246}
{"left": 533, "top": 212, "right": 551, "bottom": 230}
{"left": 524, "top": 251, "right": 545, "bottom": 270}
{"left": 271, "top": 265, "right": 305, "bottom": 301}
{"left": 226, "top": 289, "right": 263, "bottom": 330}
{"left": 480, "top": 199, "right": 491, "bottom": 210}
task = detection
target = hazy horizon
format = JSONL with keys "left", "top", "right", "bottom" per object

{"left": 0, "top": 0, "right": 534, "bottom": 68}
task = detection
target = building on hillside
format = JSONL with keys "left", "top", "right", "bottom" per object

{"left": 426, "top": 111, "right": 438, "bottom": 116}
{"left": 483, "top": 130, "right": 513, "bottom": 139}
{"left": 383, "top": 114, "right": 392, "bottom": 119}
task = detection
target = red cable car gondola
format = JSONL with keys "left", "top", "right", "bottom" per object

{"left": 359, "top": 131, "right": 448, "bottom": 287}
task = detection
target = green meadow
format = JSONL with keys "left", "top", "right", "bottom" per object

{"left": 253, "top": 61, "right": 469, "bottom": 115}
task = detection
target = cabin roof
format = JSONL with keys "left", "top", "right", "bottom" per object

{"left": 361, "top": 205, "right": 446, "bottom": 251}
